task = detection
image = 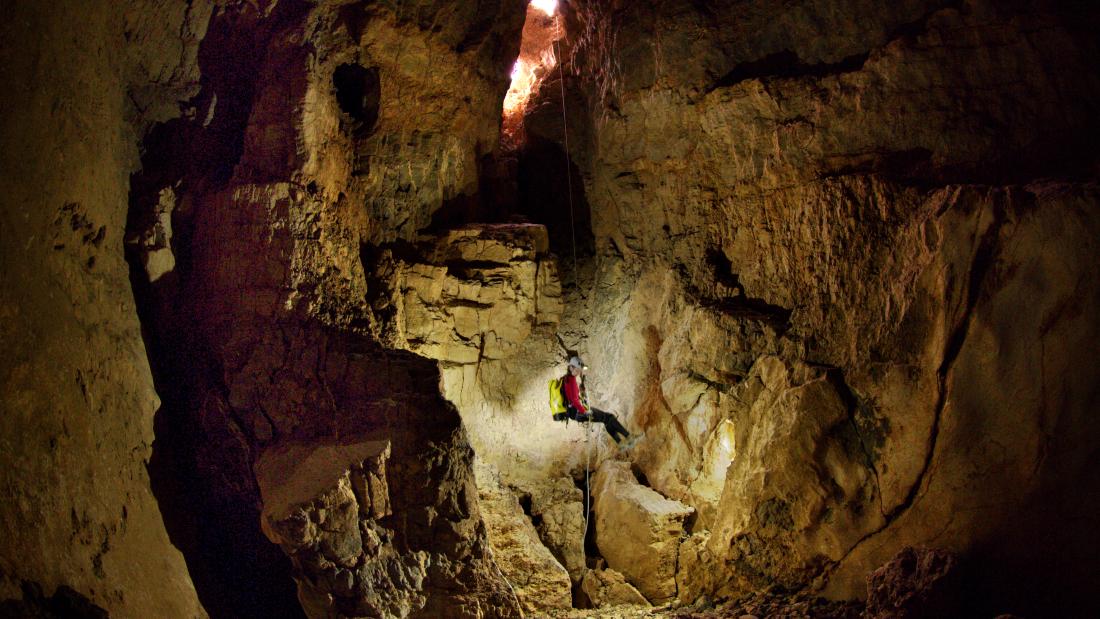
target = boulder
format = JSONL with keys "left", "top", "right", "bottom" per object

{"left": 527, "top": 476, "right": 587, "bottom": 582}
{"left": 591, "top": 460, "right": 694, "bottom": 603}
{"left": 581, "top": 568, "right": 650, "bottom": 608}
{"left": 255, "top": 440, "right": 432, "bottom": 618}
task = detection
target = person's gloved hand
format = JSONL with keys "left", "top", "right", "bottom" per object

{"left": 575, "top": 412, "right": 590, "bottom": 422}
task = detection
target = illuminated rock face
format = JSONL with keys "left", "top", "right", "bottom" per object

{"left": 549, "top": 0, "right": 1100, "bottom": 613}
{"left": 370, "top": 224, "right": 562, "bottom": 363}
{"left": 581, "top": 567, "right": 649, "bottom": 609}
{"left": 475, "top": 468, "right": 572, "bottom": 613}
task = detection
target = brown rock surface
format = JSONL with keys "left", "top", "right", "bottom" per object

{"left": 544, "top": 0, "right": 1100, "bottom": 613}
{"left": 0, "top": 0, "right": 211, "bottom": 615}
{"left": 106, "top": 0, "right": 530, "bottom": 616}
{"left": 864, "top": 547, "right": 959, "bottom": 619}
{"left": 371, "top": 223, "right": 562, "bottom": 363}
{"left": 5, "top": 0, "right": 1100, "bottom": 616}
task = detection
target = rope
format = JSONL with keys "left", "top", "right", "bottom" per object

{"left": 553, "top": 38, "right": 580, "bottom": 291}
{"left": 487, "top": 533, "right": 522, "bottom": 610}
{"left": 554, "top": 22, "right": 593, "bottom": 570}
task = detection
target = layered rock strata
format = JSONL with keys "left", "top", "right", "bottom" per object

{"left": 369, "top": 224, "right": 562, "bottom": 363}
{"left": 121, "top": 0, "right": 532, "bottom": 616}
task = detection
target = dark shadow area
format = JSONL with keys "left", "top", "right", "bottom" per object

{"left": 333, "top": 63, "right": 381, "bottom": 133}
{"left": 951, "top": 445, "right": 1100, "bottom": 618}
{"left": 128, "top": 218, "right": 305, "bottom": 619}
{"left": 709, "top": 49, "right": 868, "bottom": 91}
{"left": 332, "top": 62, "right": 380, "bottom": 175}
{"left": 701, "top": 249, "right": 793, "bottom": 332}
{"left": 515, "top": 134, "right": 594, "bottom": 285}
{"left": 0, "top": 582, "right": 109, "bottom": 619}
{"left": 124, "top": 2, "right": 312, "bottom": 617}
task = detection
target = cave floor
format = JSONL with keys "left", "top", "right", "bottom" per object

{"left": 543, "top": 604, "right": 669, "bottom": 618}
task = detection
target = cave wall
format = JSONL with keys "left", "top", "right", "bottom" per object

{"left": 547, "top": 0, "right": 1100, "bottom": 614}
{"left": 0, "top": 0, "right": 211, "bottom": 615}
{"left": 124, "top": 0, "right": 531, "bottom": 617}
{"left": 3, "top": 0, "right": 534, "bottom": 616}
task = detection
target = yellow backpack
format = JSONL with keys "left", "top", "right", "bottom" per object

{"left": 548, "top": 375, "right": 568, "bottom": 415}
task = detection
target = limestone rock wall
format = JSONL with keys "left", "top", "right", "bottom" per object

{"left": 122, "top": 0, "right": 536, "bottom": 615}
{"left": 547, "top": 0, "right": 1100, "bottom": 613}
{"left": 0, "top": 0, "right": 211, "bottom": 616}
{"left": 369, "top": 224, "right": 562, "bottom": 363}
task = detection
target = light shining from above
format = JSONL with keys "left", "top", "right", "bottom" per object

{"left": 531, "top": 0, "right": 558, "bottom": 17}
{"left": 502, "top": 0, "right": 565, "bottom": 146}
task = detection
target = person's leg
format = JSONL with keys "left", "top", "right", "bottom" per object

{"left": 590, "top": 408, "right": 629, "bottom": 442}
{"left": 605, "top": 413, "right": 630, "bottom": 442}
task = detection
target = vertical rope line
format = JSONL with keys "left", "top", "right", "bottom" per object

{"left": 554, "top": 15, "right": 592, "bottom": 566}
{"left": 553, "top": 37, "right": 579, "bottom": 290}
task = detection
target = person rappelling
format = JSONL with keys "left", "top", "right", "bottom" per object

{"left": 550, "top": 356, "right": 635, "bottom": 445}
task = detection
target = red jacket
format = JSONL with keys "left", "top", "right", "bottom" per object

{"left": 564, "top": 373, "right": 587, "bottom": 413}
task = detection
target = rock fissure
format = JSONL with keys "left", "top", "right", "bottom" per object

{"left": 822, "top": 188, "right": 1016, "bottom": 584}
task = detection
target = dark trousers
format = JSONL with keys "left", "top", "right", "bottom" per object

{"left": 554, "top": 407, "right": 631, "bottom": 443}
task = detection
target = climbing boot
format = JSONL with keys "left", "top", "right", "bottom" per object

{"left": 619, "top": 432, "right": 643, "bottom": 451}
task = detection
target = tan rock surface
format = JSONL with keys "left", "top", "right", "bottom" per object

{"left": 527, "top": 476, "right": 587, "bottom": 582}
{"left": 548, "top": 0, "right": 1100, "bottom": 612}
{"left": 581, "top": 567, "right": 650, "bottom": 609}
{"left": 477, "top": 468, "right": 573, "bottom": 613}
{"left": 591, "top": 461, "right": 694, "bottom": 604}
{"left": 107, "top": 1, "right": 531, "bottom": 616}
{"left": 373, "top": 224, "right": 562, "bottom": 363}
{"left": 5, "top": 0, "right": 1100, "bottom": 616}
